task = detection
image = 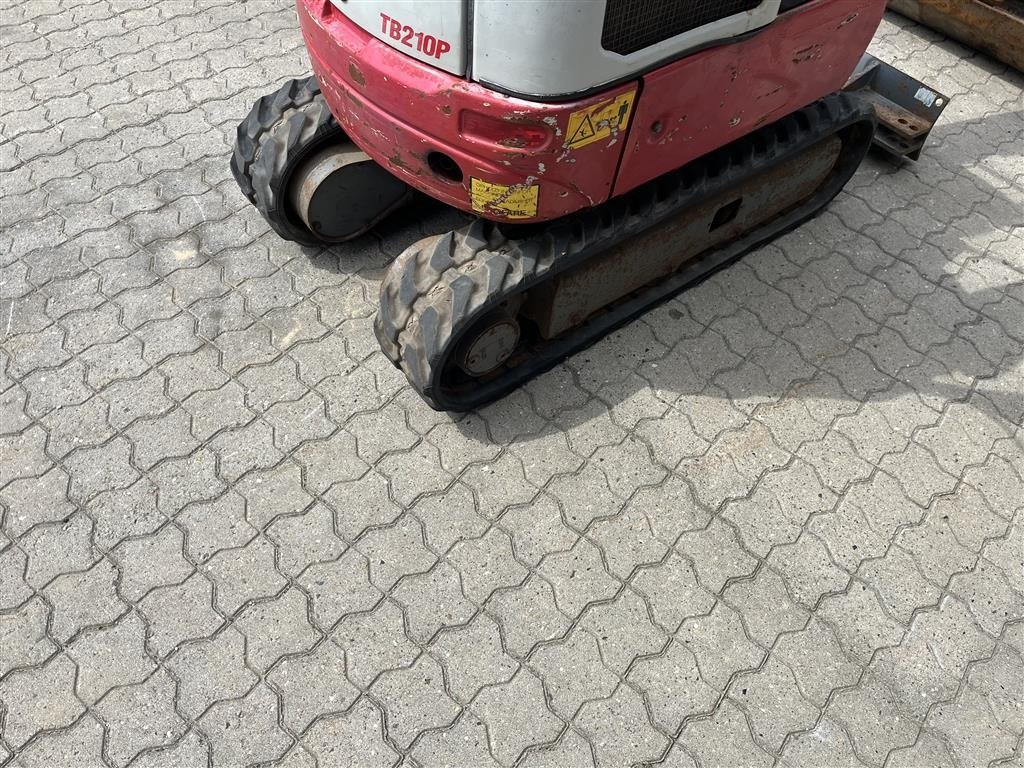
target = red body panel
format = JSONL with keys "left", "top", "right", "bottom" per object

{"left": 616, "top": 0, "right": 888, "bottom": 196}
{"left": 298, "top": 0, "right": 634, "bottom": 221}
{"left": 298, "top": 0, "right": 885, "bottom": 223}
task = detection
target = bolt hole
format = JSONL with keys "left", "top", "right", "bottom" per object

{"left": 710, "top": 198, "right": 743, "bottom": 232}
{"left": 651, "top": 120, "right": 663, "bottom": 135}
{"left": 428, "top": 151, "right": 463, "bottom": 184}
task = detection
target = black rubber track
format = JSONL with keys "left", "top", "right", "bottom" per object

{"left": 376, "top": 93, "right": 877, "bottom": 412}
{"left": 231, "top": 76, "right": 346, "bottom": 246}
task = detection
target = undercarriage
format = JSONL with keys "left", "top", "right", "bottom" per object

{"left": 375, "top": 94, "right": 876, "bottom": 410}
{"left": 230, "top": 0, "right": 951, "bottom": 412}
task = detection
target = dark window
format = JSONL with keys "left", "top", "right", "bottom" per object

{"left": 602, "top": 0, "right": 764, "bottom": 55}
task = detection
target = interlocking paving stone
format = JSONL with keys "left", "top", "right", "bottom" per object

{"left": 1, "top": 4, "right": 1022, "bottom": 766}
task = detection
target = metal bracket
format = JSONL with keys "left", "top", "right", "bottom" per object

{"left": 844, "top": 53, "right": 951, "bottom": 161}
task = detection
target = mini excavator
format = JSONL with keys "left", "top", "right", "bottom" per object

{"left": 232, "top": 0, "right": 950, "bottom": 410}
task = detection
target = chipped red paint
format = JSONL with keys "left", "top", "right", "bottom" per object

{"left": 614, "top": 0, "right": 887, "bottom": 196}
{"left": 297, "top": 0, "right": 634, "bottom": 221}
{"left": 298, "top": 0, "right": 886, "bottom": 223}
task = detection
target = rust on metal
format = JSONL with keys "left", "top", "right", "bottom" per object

{"left": 844, "top": 54, "right": 951, "bottom": 161}
{"left": 527, "top": 137, "right": 842, "bottom": 340}
{"left": 888, "top": 0, "right": 1024, "bottom": 70}
{"left": 857, "top": 94, "right": 929, "bottom": 139}
{"left": 792, "top": 43, "right": 825, "bottom": 63}
{"left": 347, "top": 62, "right": 366, "bottom": 87}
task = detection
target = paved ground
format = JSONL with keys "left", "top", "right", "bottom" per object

{"left": 2, "top": 1, "right": 1023, "bottom": 766}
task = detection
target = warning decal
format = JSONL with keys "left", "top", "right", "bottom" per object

{"left": 564, "top": 91, "right": 636, "bottom": 150}
{"left": 470, "top": 178, "right": 540, "bottom": 219}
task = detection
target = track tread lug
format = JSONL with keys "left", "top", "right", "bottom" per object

{"left": 448, "top": 275, "right": 477, "bottom": 329}
{"left": 482, "top": 253, "right": 511, "bottom": 297}
{"left": 428, "top": 232, "right": 456, "bottom": 273}
{"left": 230, "top": 76, "right": 352, "bottom": 246}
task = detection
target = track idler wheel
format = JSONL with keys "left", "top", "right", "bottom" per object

{"left": 455, "top": 311, "right": 521, "bottom": 377}
{"left": 231, "top": 76, "right": 410, "bottom": 246}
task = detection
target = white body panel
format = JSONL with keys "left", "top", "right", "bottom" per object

{"left": 472, "top": 0, "right": 782, "bottom": 97}
{"left": 334, "top": 0, "right": 784, "bottom": 98}
{"left": 331, "top": 0, "right": 466, "bottom": 75}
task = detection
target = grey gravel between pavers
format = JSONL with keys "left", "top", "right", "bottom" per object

{"left": 1, "top": 2, "right": 1023, "bottom": 767}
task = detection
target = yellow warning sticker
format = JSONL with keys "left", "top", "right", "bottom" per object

{"left": 564, "top": 91, "right": 636, "bottom": 150}
{"left": 469, "top": 178, "right": 540, "bottom": 219}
